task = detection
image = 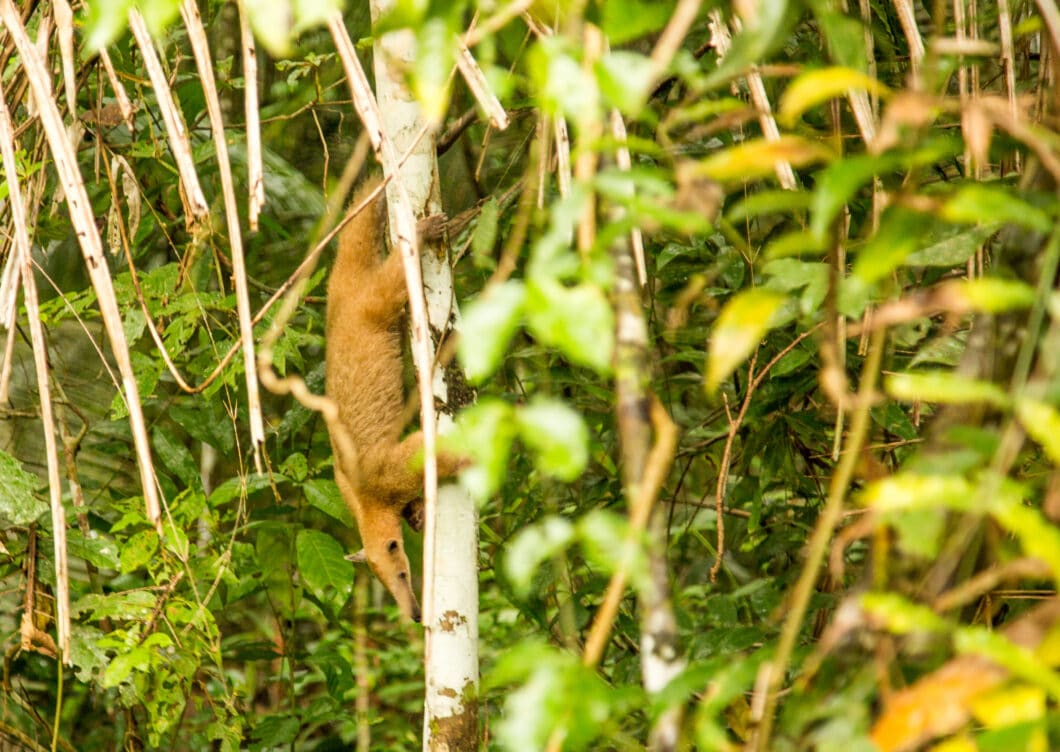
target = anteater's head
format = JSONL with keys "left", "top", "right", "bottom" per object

{"left": 347, "top": 507, "right": 421, "bottom": 623}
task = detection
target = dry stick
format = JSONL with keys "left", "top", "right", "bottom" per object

{"left": 51, "top": 0, "right": 76, "bottom": 118}
{"left": 455, "top": 38, "right": 509, "bottom": 130}
{"left": 708, "top": 326, "right": 821, "bottom": 582}
{"left": 327, "top": 12, "right": 441, "bottom": 622}
{"left": 751, "top": 326, "right": 886, "bottom": 752}
{"left": 127, "top": 9, "right": 208, "bottom": 223}
{"left": 97, "top": 48, "right": 135, "bottom": 129}
{"left": 238, "top": 0, "right": 264, "bottom": 232}
{"left": 0, "top": 0, "right": 162, "bottom": 527}
{"left": 997, "top": 0, "right": 1020, "bottom": 173}
{"left": 464, "top": 0, "right": 535, "bottom": 47}
{"left": 552, "top": 115, "right": 572, "bottom": 199}
{"left": 708, "top": 10, "right": 796, "bottom": 189}
{"left": 581, "top": 398, "right": 679, "bottom": 668}
{"left": 607, "top": 109, "right": 647, "bottom": 288}
{"left": 180, "top": 0, "right": 265, "bottom": 472}
{"left": 0, "top": 77, "right": 70, "bottom": 662}
{"left": 892, "top": 0, "right": 925, "bottom": 84}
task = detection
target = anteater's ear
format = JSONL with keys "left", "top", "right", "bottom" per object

{"left": 346, "top": 549, "right": 367, "bottom": 563}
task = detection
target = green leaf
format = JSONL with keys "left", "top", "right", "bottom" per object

{"left": 471, "top": 198, "right": 500, "bottom": 258}
{"left": 83, "top": 0, "right": 134, "bottom": 51}
{"left": 449, "top": 399, "right": 518, "bottom": 502}
{"left": 942, "top": 184, "right": 1053, "bottom": 233}
{"left": 905, "top": 224, "right": 1000, "bottom": 267}
{"left": 601, "top": 0, "right": 674, "bottom": 44}
{"left": 955, "top": 627, "right": 1060, "bottom": 699}
{"left": 73, "top": 591, "right": 157, "bottom": 621}
{"left": 860, "top": 592, "right": 950, "bottom": 634}
{"left": 304, "top": 479, "right": 354, "bottom": 526}
{"left": 119, "top": 530, "right": 159, "bottom": 573}
{"left": 941, "top": 278, "right": 1038, "bottom": 313}
{"left": 503, "top": 516, "right": 576, "bottom": 598}
{"left": 779, "top": 67, "right": 889, "bottom": 126}
{"left": 852, "top": 207, "right": 931, "bottom": 283}
{"left": 705, "top": 0, "right": 794, "bottom": 90}
{"left": 811, "top": 154, "right": 894, "bottom": 242}
{"left": 102, "top": 647, "right": 150, "bottom": 688}
{"left": 886, "top": 372, "right": 1011, "bottom": 408}
{"left": 696, "top": 136, "right": 830, "bottom": 183}
{"left": 705, "top": 289, "right": 786, "bottom": 392}
{"left": 459, "top": 281, "right": 527, "bottom": 383}
{"left": 727, "top": 189, "right": 812, "bottom": 223}
{"left": 153, "top": 427, "right": 202, "bottom": 493}
{"left": 242, "top": 0, "right": 295, "bottom": 56}
{"left": 526, "top": 278, "right": 614, "bottom": 374}
{"left": 516, "top": 397, "right": 589, "bottom": 482}
{"left": 578, "top": 510, "right": 649, "bottom": 592}
{"left": 0, "top": 448, "right": 46, "bottom": 525}
{"left": 529, "top": 36, "right": 599, "bottom": 122}
{"left": 596, "top": 51, "right": 655, "bottom": 115}
{"left": 296, "top": 529, "right": 353, "bottom": 609}
{"left": 414, "top": 18, "right": 455, "bottom": 124}
{"left": 861, "top": 474, "right": 976, "bottom": 513}
{"left": 1015, "top": 398, "right": 1060, "bottom": 464}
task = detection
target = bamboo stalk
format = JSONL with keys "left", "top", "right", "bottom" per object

{"left": 0, "top": 75, "right": 71, "bottom": 660}
{"left": 455, "top": 39, "right": 509, "bottom": 130}
{"left": 179, "top": 0, "right": 265, "bottom": 471}
{"left": 0, "top": 0, "right": 162, "bottom": 527}
{"left": 238, "top": 0, "right": 265, "bottom": 231}
{"left": 127, "top": 9, "right": 209, "bottom": 222}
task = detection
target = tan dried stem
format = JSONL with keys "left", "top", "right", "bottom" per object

{"left": 127, "top": 9, "right": 208, "bottom": 222}
{"left": 0, "top": 0, "right": 162, "bottom": 527}
{"left": 0, "top": 76, "right": 70, "bottom": 660}
{"left": 892, "top": 0, "right": 925, "bottom": 82}
{"left": 455, "top": 38, "right": 509, "bottom": 130}
{"left": 238, "top": 0, "right": 264, "bottom": 231}
{"left": 180, "top": 0, "right": 265, "bottom": 471}
{"left": 97, "top": 48, "right": 135, "bottom": 129}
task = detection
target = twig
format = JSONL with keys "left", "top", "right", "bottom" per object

{"left": 238, "top": 0, "right": 264, "bottom": 231}
{"left": 0, "top": 0, "right": 162, "bottom": 527}
{"left": 180, "top": 0, "right": 265, "bottom": 472}
{"left": 751, "top": 327, "right": 886, "bottom": 751}
{"left": 455, "top": 38, "right": 509, "bottom": 130}
{"left": 0, "top": 76, "right": 70, "bottom": 660}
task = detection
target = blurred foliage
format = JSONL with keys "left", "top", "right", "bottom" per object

{"left": 1, "top": 0, "right": 1060, "bottom": 751}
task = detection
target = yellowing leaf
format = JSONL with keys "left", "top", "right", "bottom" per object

{"left": 970, "top": 684, "right": 1046, "bottom": 728}
{"left": 705, "top": 289, "right": 785, "bottom": 393}
{"left": 779, "top": 66, "right": 891, "bottom": 126}
{"left": 940, "top": 278, "right": 1037, "bottom": 313}
{"left": 1015, "top": 398, "right": 1060, "bottom": 464}
{"left": 696, "top": 137, "right": 830, "bottom": 183}
{"left": 886, "top": 372, "right": 1011, "bottom": 409}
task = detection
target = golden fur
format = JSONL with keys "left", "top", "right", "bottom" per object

{"left": 324, "top": 185, "right": 459, "bottom": 622}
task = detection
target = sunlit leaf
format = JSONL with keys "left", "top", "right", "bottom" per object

{"left": 450, "top": 399, "right": 518, "bottom": 502}
{"left": 0, "top": 449, "right": 45, "bottom": 525}
{"left": 526, "top": 278, "right": 614, "bottom": 374}
{"left": 705, "top": 289, "right": 786, "bottom": 392}
{"left": 886, "top": 372, "right": 1011, "bottom": 408}
{"left": 296, "top": 529, "right": 353, "bottom": 609}
{"left": 503, "top": 516, "right": 576, "bottom": 598}
{"left": 516, "top": 398, "right": 589, "bottom": 481}
{"left": 780, "top": 67, "right": 890, "bottom": 126}
{"left": 303, "top": 479, "right": 354, "bottom": 526}
{"left": 860, "top": 592, "right": 949, "bottom": 634}
{"left": 852, "top": 208, "right": 931, "bottom": 283}
{"left": 940, "top": 278, "right": 1037, "bottom": 312}
{"left": 905, "top": 224, "right": 1000, "bottom": 267}
{"left": 1015, "top": 398, "right": 1060, "bottom": 464}
{"left": 459, "top": 281, "right": 527, "bottom": 383}
{"left": 696, "top": 136, "right": 830, "bottom": 183}
{"left": 942, "top": 184, "right": 1053, "bottom": 233}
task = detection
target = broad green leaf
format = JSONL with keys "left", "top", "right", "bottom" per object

{"left": 696, "top": 136, "right": 829, "bottom": 183}
{"left": 72, "top": 590, "right": 157, "bottom": 621}
{"left": 942, "top": 184, "right": 1053, "bottom": 233}
{"left": 861, "top": 474, "right": 975, "bottom": 513}
{"left": 138, "top": 0, "right": 180, "bottom": 36}
{"left": 0, "top": 448, "right": 45, "bottom": 525}
{"left": 459, "top": 281, "right": 527, "bottom": 383}
{"left": 860, "top": 592, "right": 949, "bottom": 634}
{"left": 941, "top": 278, "right": 1038, "bottom": 313}
{"left": 970, "top": 685, "right": 1046, "bottom": 727}
{"left": 526, "top": 278, "right": 614, "bottom": 374}
{"left": 529, "top": 36, "right": 599, "bottom": 122}
{"left": 886, "top": 372, "right": 1011, "bottom": 408}
{"left": 780, "top": 67, "right": 889, "bottom": 126}
{"left": 705, "top": 0, "right": 794, "bottom": 90}
{"left": 516, "top": 398, "right": 590, "bottom": 482}
{"left": 102, "top": 647, "right": 149, "bottom": 688}
{"left": 153, "top": 427, "right": 202, "bottom": 492}
{"left": 988, "top": 501, "right": 1060, "bottom": 582}
{"left": 413, "top": 18, "right": 455, "bottom": 125}
{"left": 763, "top": 229, "right": 826, "bottom": 259}
{"left": 119, "top": 530, "right": 159, "bottom": 573}
{"left": 810, "top": 153, "right": 891, "bottom": 242}
{"left": 503, "top": 516, "right": 575, "bottom": 597}
{"left": 242, "top": 0, "right": 296, "bottom": 56}
{"left": 250, "top": 714, "right": 301, "bottom": 748}
{"left": 727, "top": 189, "right": 812, "bottom": 223}
{"left": 601, "top": 0, "right": 674, "bottom": 44}
{"left": 596, "top": 51, "right": 655, "bottom": 115}
{"left": 83, "top": 0, "right": 134, "bottom": 51}
{"left": 852, "top": 208, "right": 931, "bottom": 283}
{"left": 815, "top": 8, "right": 869, "bottom": 70}
{"left": 1015, "top": 398, "right": 1060, "bottom": 464}
{"left": 296, "top": 529, "right": 353, "bottom": 609}
{"left": 905, "top": 224, "right": 1000, "bottom": 267}
{"left": 471, "top": 198, "right": 500, "bottom": 258}
{"left": 705, "top": 289, "right": 785, "bottom": 392}
{"left": 578, "top": 510, "right": 649, "bottom": 592}
{"left": 304, "top": 479, "right": 354, "bottom": 526}
{"left": 450, "top": 399, "right": 518, "bottom": 502}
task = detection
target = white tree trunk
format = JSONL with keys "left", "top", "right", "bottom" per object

{"left": 366, "top": 5, "right": 480, "bottom": 749}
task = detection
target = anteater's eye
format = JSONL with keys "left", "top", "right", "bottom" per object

{"left": 397, "top": 571, "right": 407, "bottom": 580}
{"left": 387, "top": 539, "right": 399, "bottom": 553}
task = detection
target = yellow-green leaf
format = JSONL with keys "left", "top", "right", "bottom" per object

{"left": 1016, "top": 398, "right": 1060, "bottom": 464}
{"left": 696, "top": 137, "right": 830, "bottom": 183}
{"left": 886, "top": 371, "right": 1011, "bottom": 408}
{"left": 779, "top": 67, "right": 890, "bottom": 126}
{"left": 705, "top": 289, "right": 785, "bottom": 392}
